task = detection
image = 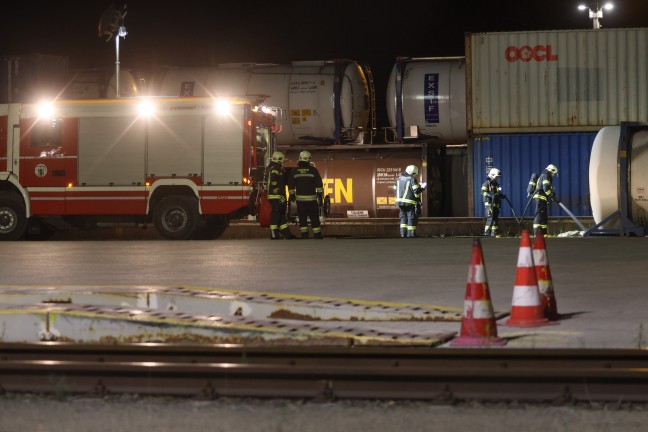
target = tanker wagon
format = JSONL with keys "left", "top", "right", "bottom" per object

{"left": 148, "top": 60, "right": 373, "bottom": 147}
{"left": 589, "top": 124, "right": 648, "bottom": 236}
{"left": 385, "top": 57, "right": 467, "bottom": 145}
{"left": 0, "top": 96, "right": 278, "bottom": 240}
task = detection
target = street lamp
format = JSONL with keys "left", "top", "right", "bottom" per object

{"left": 578, "top": 2, "right": 614, "bottom": 29}
{"left": 98, "top": 3, "right": 128, "bottom": 98}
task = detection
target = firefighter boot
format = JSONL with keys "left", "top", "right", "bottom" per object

{"left": 314, "top": 232, "right": 323, "bottom": 239}
{"left": 270, "top": 229, "right": 282, "bottom": 240}
{"left": 281, "top": 228, "right": 295, "bottom": 239}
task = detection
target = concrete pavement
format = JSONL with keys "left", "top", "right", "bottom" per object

{"left": 0, "top": 235, "right": 645, "bottom": 348}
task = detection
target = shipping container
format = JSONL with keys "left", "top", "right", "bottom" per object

{"left": 0, "top": 54, "right": 69, "bottom": 103}
{"left": 467, "top": 28, "right": 648, "bottom": 133}
{"left": 280, "top": 145, "right": 443, "bottom": 218}
{"left": 472, "top": 132, "right": 597, "bottom": 218}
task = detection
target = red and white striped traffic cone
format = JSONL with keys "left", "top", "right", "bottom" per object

{"left": 533, "top": 228, "right": 559, "bottom": 320}
{"left": 451, "top": 238, "right": 507, "bottom": 346}
{"left": 505, "top": 229, "right": 557, "bottom": 327}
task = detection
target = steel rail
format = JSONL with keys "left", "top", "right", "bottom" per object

{"left": 1, "top": 343, "right": 647, "bottom": 403}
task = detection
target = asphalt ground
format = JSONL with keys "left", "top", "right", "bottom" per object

{"left": 0, "top": 233, "right": 646, "bottom": 349}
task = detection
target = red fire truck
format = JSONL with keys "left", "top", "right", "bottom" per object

{"left": 0, "top": 96, "right": 276, "bottom": 240}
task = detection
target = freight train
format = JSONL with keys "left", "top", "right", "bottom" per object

{"left": 141, "top": 59, "right": 468, "bottom": 219}
{"left": 3, "top": 26, "right": 648, "bottom": 236}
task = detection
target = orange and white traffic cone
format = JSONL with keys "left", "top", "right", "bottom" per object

{"left": 504, "top": 229, "right": 557, "bottom": 327}
{"left": 451, "top": 238, "right": 507, "bottom": 346}
{"left": 533, "top": 227, "right": 559, "bottom": 320}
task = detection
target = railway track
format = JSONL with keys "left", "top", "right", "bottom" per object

{"left": 1, "top": 343, "right": 647, "bottom": 404}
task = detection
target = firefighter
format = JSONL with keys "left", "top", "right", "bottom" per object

{"left": 288, "top": 150, "right": 324, "bottom": 239}
{"left": 532, "top": 163, "right": 559, "bottom": 237}
{"left": 395, "top": 165, "right": 427, "bottom": 238}
{"left": 481, "top": 167, "right": 505, "bottom": 237}
{"left": 266, "top": 151, "right": 294, "bottom": 240}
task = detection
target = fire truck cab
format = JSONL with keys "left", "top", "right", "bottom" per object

{"left": 0, "top": 96, "right": 276, "bottom": 240}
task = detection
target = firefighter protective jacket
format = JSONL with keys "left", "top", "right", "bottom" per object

{"left": 481, "top": 179, "right": 502, "bottom": 208}
{"left": 288, "top": 161, "right": 324, "bottom": 202}
{"left": 266, "top": 161, "right": 286, "bottom": 201}
{"left": 533, "top": 169, "right": 556, "bottom": 202}
{"left": 395, "top": 172, "right": 424, "bottom": 206}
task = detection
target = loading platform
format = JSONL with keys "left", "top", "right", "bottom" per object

{"left": 0, "top": 285, "right": 510, "bottom": 346}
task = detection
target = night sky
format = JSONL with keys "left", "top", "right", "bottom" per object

{"left": 3, "top": 0, "right": 648, "bottom": 121}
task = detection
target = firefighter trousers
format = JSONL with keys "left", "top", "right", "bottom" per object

{"left": 484, "top": 206, "right": 500, "bottom": 236}
{"left": 269, "top": 199, "right": 293, "bottom": 239}
{"left": 296, "top": 200, "right": 321, "bottom": 238}
{"left": 533, "top": 198, "right": 549, "bottom": 236}
{"left": 398, "top": 204, "right": 419, "bottom": 237}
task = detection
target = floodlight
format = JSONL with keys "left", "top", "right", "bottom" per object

{"left": 214, "top": 99, "right": 231, "bottom": 115}
{"left": 578, "top": 2, "right": 614, "bottom": 29}
{"left": 138, "top": 100, "right": 155, "bottom": 116}
{"left": 37, "top": 102, "right": 55, "bottom": 119}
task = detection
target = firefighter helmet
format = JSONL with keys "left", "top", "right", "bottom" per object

{"left": 299, "top": 150, "right": 311, "bottom": 162}
{"left": 546, "top": 164, "right": 558, "bottom": 176}
{"left": 405, "top": 165, "right": 419, "bottom": 176}
{"left": 488, "top": 168, "right": 501, "bottom": 179}
{"left": 271, "top": 151, "right": 285, "bottom": 164}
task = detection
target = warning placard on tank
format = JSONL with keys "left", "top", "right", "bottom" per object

{"left": 376, "top": 167, "right": 401, "bottom": 185}
{"left": 290, "top": 80, "right": 318, "bottom": 94}
{"left": 375, "top": 166, "right": 403, "bottom": 209}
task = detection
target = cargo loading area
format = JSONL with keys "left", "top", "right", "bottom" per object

{"left": 0, "top": 235, "right": 645, "bottom": 349}
{"left": 3, "top": 28, "right": 648, "bottom": 243}
{"left": 3, "top": 5, "right": 648, "bottom": 430}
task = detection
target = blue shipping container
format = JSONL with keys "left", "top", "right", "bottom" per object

{"left": 473, "top": 132, "right": 596, "bottom": 218}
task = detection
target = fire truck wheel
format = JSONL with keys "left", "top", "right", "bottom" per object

{"left": 0, "top": 194, "right": 27, "bottom": 241}
{"left": 153, "top": 195, "right": 199, "bottom": 240}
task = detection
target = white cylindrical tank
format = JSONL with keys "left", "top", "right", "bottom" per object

{"left": 386, "top": 57, "right": 467, "bottom": 144}
{"left": 105, "top": 70, "right": 142, "bottom": 98}
{"left": 148, "top": 60, "right": 370, "bottom": 146}
{"left": 589, "top": 126, "right": 648, "bottom": 229}
{"left": 66, "top": 69, "right": 142, "bottom": 99}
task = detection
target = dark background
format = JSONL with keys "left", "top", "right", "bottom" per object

{"left": 2, "top": 0, "right": 648, "bottom": 123}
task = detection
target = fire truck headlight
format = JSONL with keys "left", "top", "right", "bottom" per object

{"left": 214, "top": 99, "right": 230, "bottom": 115}
{"left": 37, "top": 102, "right": 55, "bottom": 119}
{"left": 138, "top": 100, "right": 155, "bottom": 117}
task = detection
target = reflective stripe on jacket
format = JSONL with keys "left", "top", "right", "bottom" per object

{"left": 481, "top": 179, "right": 502, "bottom": 208}
{"left": 266, "top": 162, "right": 286, "bottom": 200}
{"left": 288, "top": 161, "right": 324, "bottom": 202}
{"left": 395, "top": 173, "right": 421, "bottom": 206}
{"left": 533, "top": 169, "right": 555, "bottom": 201}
